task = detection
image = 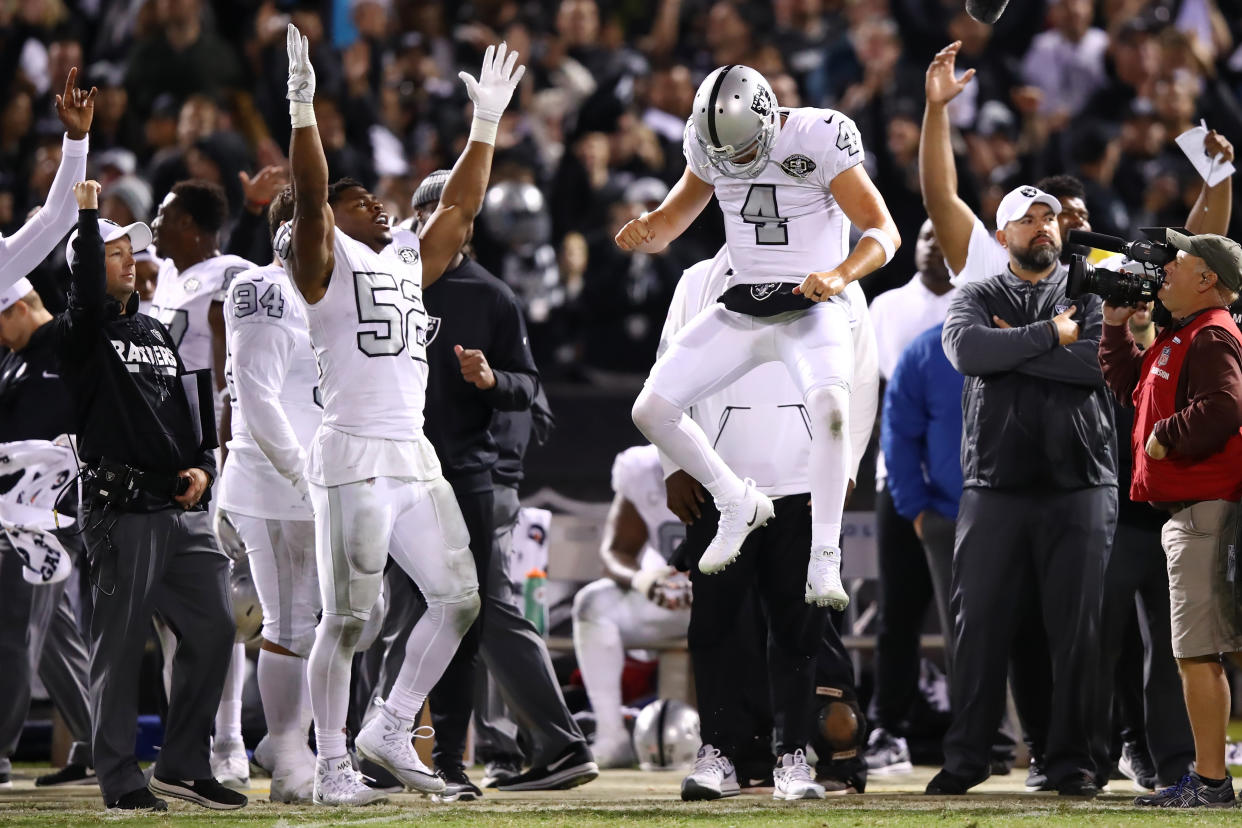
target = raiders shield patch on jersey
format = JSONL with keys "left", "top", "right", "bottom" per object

{"left": 396, "top": 246, "right": 419, "bottom": 265}
{"left": 780, "top": 154, "right": 817, "bottom": 179}
{"left": 424, "top": 316, "right": 441, "bottom": 345}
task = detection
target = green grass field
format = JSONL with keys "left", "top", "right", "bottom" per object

{"left": 4, "top": 767, "right": 1242, "bottom": 827}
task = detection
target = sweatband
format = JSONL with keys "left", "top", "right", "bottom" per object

{"left": 861, "top": 227, "right": 896, "bottom": 265}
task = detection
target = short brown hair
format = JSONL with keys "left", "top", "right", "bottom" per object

{"left": 268, "top": 185, "right": 295, "bottom": 240}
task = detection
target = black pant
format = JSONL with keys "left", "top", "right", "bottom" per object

{"left": 83, "top": 507, "right": 233, "bottom": 805}
{"left": 1092, "top": 521, "right": 1194, "bottom": 785}
{"left": 943, "top": 486, "right": 1115, "bottom": 787}
{"left": 686, "top": 493, "right": 827, "bottom": 759}
{"left": 869, "top": 485, "right": 932, "bottom": 733}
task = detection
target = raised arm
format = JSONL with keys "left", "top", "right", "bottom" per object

{"left": 920, "top": 42, "right": 977, "bottom": 275}
{"left": 285, "top": 24, "right": 334, "bottom": 304}
{"left": 420, "top": 43, "right": 525, "bottom": 287}
{"left": 0, "top": 69, "right": 94, "bottom": 291}
{"left": 614, "top": 165, "right": 715, "bottom": 254}
{"left": 1184, "top": 131, "right": 1233, "bottom": 236}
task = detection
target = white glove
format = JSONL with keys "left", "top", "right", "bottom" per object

{"left": 458, "top": 42, "right": 525, "bottom": 124}
{"left": 631, "top": 565, "right": 674, "bottom": 603}
{"left": 214, "top": 509, "right": 248, "bottom": 563}
{"left": 286, "top": 23, "right": 316, "bottom": 104}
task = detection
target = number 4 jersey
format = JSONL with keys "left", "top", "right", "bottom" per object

{"left": 219, "top": 263, "right": 321, "bottom": 520}
{"left": 683, "top": 106, "right": 864, "bottom": 288}
{"left": 148, "top": 254, "right": 254, "bottom": 372}
{"left": 299, "top": 226, "right": 441, "bottom": 487}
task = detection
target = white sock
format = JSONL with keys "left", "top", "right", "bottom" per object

{"left": 258, "top": 648, "right": 308, "bottom": 761}
{"left": 573, "top": 614, "right": 627, "bottom": 746}
{"left": 309, "top": 614, "right": 362, "bottom": 760}
{"left": 632, "top": 388, "right": 744, "bottom": 502}
{"left": 386, "top": 595, "right": 477, "bottom": 721}
{"left": 806, "top": 384, "right": 851, "bottom": 551}
{"left": 214, "top": 642, "right": 246, "bottom": 746}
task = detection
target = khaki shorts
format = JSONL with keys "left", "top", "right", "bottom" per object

{"left": 1162, "top": 499, "right": 1242, "bottom": 659}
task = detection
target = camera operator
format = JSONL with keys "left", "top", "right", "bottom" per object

{"left": 1099, "top": 231, "right": 1242, "bottom": 809}
{"left": 54, "top": 181, "right": 245, "bottom": 812}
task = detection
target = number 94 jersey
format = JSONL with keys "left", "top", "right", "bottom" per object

{"left": 300, "top": 226, "right": 440, "bottom": 486}
{"left": 683, "top": 107, "right": 865, "bottom": 288}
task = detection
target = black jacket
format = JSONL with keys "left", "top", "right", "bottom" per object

{"left": 0, "top": 322, "right": 75, "bottom": 442}
{"left": 941, "top": 265, "right": 1117, "bottom": 491}
{"left": 422, "top": 258, "right": 539, "bottom": 493}
{"left": 52, "top": 209, "right": 214, "bottom": 508}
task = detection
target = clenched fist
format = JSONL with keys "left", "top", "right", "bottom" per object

{"left": 615, "top": 213, "right": 655, "bottom": 251}
{"left": 74, "top": 180, "right": 101, "bottom": 210}
{"left": 795, "top": 270, "right": 848, "bottom": 302}
{"left": 455, "top": 345, "right": 495, "bottom": 390}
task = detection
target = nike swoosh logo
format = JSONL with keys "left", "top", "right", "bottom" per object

{"left": 42, "top": 371, "right": 59, "bottom": 379}
{"left": 746, "top": 505, "right": 759, "bottom": 527}
{"left": 547, "top": 753, "right": 575, "bottom": 772}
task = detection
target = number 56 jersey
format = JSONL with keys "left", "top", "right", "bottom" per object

{"left": 300, "top": 226, "right": 441, "bottom": 487}
{"left": 683, "top": 106, "right": 865, "bottom": 288}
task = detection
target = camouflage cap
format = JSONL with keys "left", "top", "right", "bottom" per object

{"left": 1165, "top": 229, "right": 1242, "bottom": 292}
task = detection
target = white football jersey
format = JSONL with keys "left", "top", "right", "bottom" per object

{"left": 300, "top": 227, "right": 440, "bottom": 486}
{"left": 683, "top": 107, "right": 864, "bottom": 288}
{"left": 611, "top": 444, "right": 684, "bottom": 569}
{"left": 148, "top": 253, "right": 253, "bottom": 371}
{"left": 660, "top": 247, "right": 878, "bottom": 494}
{"left": 218, "top": 264, "right": 321, "bottom": 520}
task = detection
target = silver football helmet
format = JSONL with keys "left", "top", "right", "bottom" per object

{"left": 230, "top": 559, "right": 263, "bottom": 644}
{"left": 688, "top": 65, "right": 779, "bottom": 179}
{"left": 633, "top": 699, "right": 701, "bottom": 771}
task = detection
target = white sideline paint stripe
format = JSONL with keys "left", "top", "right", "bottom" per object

{"left": 273, "top": 815, "right": 401, "bottom": 828}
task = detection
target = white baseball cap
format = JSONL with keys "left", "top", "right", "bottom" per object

{"left": 65, "top": 218, "right": 153, "bottom": 273}
{"left": 0, "top": 277, "right": 35, "bottom": 312}
{"left": 995, "top": 184, "right": 1061, "bottom": 229}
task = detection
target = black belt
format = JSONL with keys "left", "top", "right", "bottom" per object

{"left": 86, "top": 459, "right": 188, "bottom": 506}
{"left": 718, "top": 281, "right": 815, "bottom": 317}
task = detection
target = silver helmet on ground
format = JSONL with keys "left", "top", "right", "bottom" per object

{"left": 633, "top": 698, "right": 701, "bottom": 771}
{"left": 688, "top": 64, "right": 779, "bottom": 179}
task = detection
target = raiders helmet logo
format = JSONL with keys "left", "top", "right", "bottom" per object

{"left": 750, "top": 282, "right": 780, "bottom": 301}
{"left": 424, "top": 316, "right": 441, "bottom": 345}
{"left": 184, "top": 277, "right": 200, "bottom": 294}
{"left": 1020, "top": 186, "right": 1038, "bottom": 197}
{"left": 780, "top": 154, "right": 817, "bottom": 179}
{"left": 751, "top": 88, "right": 772, "bottom": 117}
{"left": 396, "top": 246, "right": 419, "bottom": 265}
{"left": 1054, "top": 303, "right": 1071, "bottom": 315}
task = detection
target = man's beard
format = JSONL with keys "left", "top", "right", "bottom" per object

{"left": 1013, "top": 240, "right": 1061, "bottom": 271}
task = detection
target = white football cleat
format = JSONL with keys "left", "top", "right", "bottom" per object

{"left": 355, "top": 697, "right": 445, "bottom": 794}
{"left": 209, "top": 738, "right": 250, "bottom": 790}
{"left": 269, "top": 759, "right": 315, "bottom": 804}
{"left": 251, "top": 734, "right": 275, "bottom": 776}
{"left": 699, "top": 480, "right": 773, "bottom": 574}
{"left": 773, "top": 750, "right": 825, "bottom": 800}
{"left": 680, "top": 745, "right": 740, "bottom": 801}
{"left": 312, "top": 756, "right": 388, "bottom": 806}
{"left": 805, "top": 546, "right": 849, "bottom": 610}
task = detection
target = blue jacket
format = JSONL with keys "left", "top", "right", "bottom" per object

{"left": 881, "top": 324, "right": 964, "bottom": 522}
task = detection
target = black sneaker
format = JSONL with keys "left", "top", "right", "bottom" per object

{"left": 108, "top": 787, "right": 168, "bottom": 811}
{"left": 1118, "top": 742, "right": 1157, "bottom": 791}
{"left": 496, "top": 742, "right": 599, "bottom": 791}
{"left": 434, "top": 765, "right": 482, "bottom": 802}
{"left": 1057, "top": 771, "right": 1100, "bottom": 798}
{"left": 480, "top": 759, "right": 522, "bottom": 788}
{"left": 924, "top": 769, "right": 981, "bottom": 795}
{"left": 1135, "top": 772, "right": 1236, "bottom": 808}
{"left": 149, "top": 775, "right": 248, "bottom": 810}
{"left": 1024, "top": 757, "right": 1050, "bottom": 791}
{"left": 863, "top": 728, "right": 912, "bottom": 774}
{"left": 35, "top": 764, "right": 97, "bottom": 787}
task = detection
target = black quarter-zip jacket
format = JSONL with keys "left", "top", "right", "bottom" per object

{"left": 941, "top": 264, "right": 1117, "bottom": 491}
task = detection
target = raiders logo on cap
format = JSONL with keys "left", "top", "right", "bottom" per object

{"left": 780, "top": 154, "right": 817, "bottom": 179}
{"left": 396, "top": 246, "right": 419, "bottom": 265}
{"left": 750, "top": 282, "right": 780, "bottom": 301}
{"left": 1020, "top": 185, "right": 1038, "bottom": 197}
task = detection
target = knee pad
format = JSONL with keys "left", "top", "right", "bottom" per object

{"left": 572, "top": 579, "right": 619, "bottom": 624}
{"left": 804, "top": 384, "right": 850, "bottom": 441}
{"left": 427, "top": 477, "right": 471, "bottom": 552}
{"left": 631, "top": 387, "right": 679, "bottom": 437}
{"left": 431, "top": 589, "right": 481, "bottom": 636}
{"left": 284, "top": 626, "right": 318, "bottom": 659}
{"left": 319, "top": 612, "right": 366, "bottom": 652}
{"left": 356, "top": 586, "right": 387, "bottom": 652}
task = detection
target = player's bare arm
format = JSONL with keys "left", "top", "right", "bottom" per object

{"left": 920, "top": 41, "right": 977, "bottom": 275}
{"left": 285, "top": 23, "right": 334, "bottom": 304}
{"left": 420, "top": 43, "right": 525, "bottom": 287}
{"left": 1185, "top": 130, "right": 1233, "bottom": 235}
{"left": 796, "top": 164, "right": 901, "bottom": 301}
{"left": 599, "top": 494, "right": 650, "bottom": 591}
{"left": 614, "top": 166, "right": 715, "bottom": 254}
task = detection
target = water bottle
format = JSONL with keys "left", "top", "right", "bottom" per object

{"left": 523, "top": 568, "right": 547, "bottom": 635}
